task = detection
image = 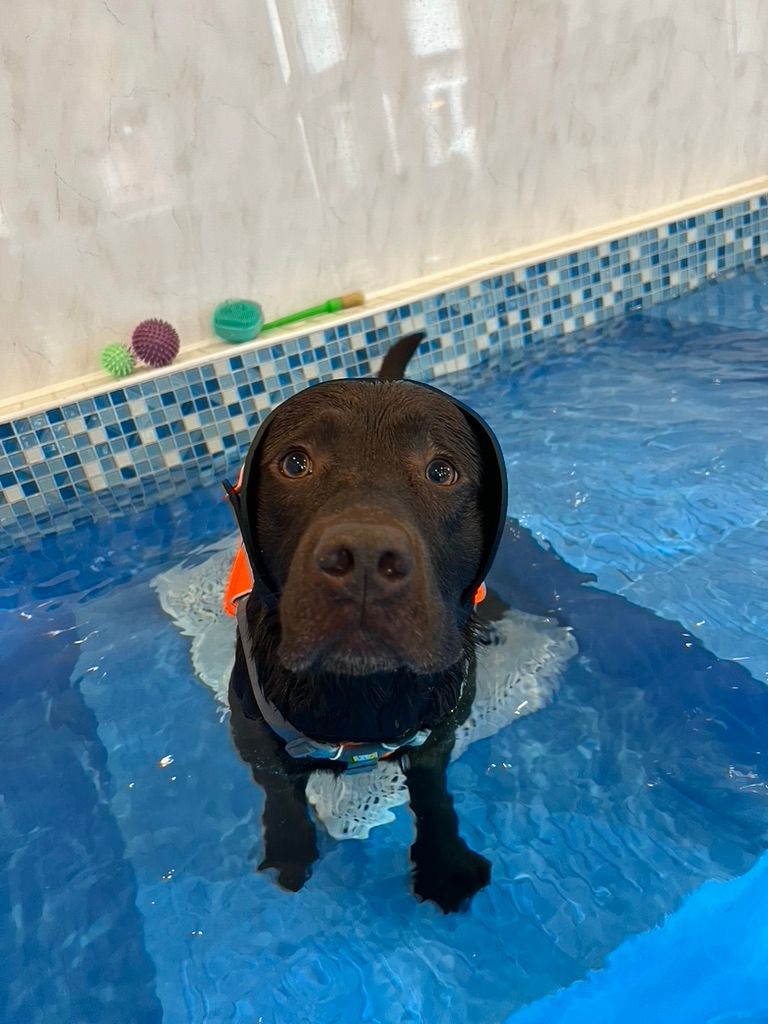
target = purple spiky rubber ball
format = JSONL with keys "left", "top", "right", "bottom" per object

{"left": 131, "top": 318, "right": 180, "bottom": 368}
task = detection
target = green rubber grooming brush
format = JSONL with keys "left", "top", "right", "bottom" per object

{"left": 212, "top": 300, "right": 265, "bottom": 344}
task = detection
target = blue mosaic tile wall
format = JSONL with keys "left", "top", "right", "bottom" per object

{"left": 2, "top": 194, "right": 767, "bottom": 549}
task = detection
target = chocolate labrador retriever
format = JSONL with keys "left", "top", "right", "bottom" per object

{"left": 224, "top": 333, "right": 507, "bottom": 912}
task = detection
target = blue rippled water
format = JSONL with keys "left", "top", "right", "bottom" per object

{"left": 1, "top": 267, "right": 767, "bottom": 1024}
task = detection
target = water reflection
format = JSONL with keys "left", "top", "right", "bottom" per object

{"left": 265, "top": 0, "right": 292, "bottom": 82}
{"left": 407, "top": 0, "right": 463, "bottom": 56}
{"left": 293, "top": 0, "right": 343, "bottom": 75}
{"left": 424, "top": 73, "right": 476, "bottom": 166}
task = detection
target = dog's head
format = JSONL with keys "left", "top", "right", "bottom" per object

{"left": 231, "top": 377, "right": 506, "bottom": 679}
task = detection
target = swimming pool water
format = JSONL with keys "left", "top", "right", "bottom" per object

{"left": 2, "top": 266, "right": 768, "bottom": 1024}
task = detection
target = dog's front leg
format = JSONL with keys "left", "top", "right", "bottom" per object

{"left": 405, "top": 744, "right": 490, "bottom": 912}
{"left": 229, "top": 640, "right": 318, "bottom": 892}
{"left": 257, "top": 769, "right": 319, "bottom": 892}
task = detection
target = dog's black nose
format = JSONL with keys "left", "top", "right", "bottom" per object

{"left": 313, "top": 522, "right": 413, "bottom": 600}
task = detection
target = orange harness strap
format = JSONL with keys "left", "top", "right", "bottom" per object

{"left": 223, "top": 544, "right": 253, "bottom": 616}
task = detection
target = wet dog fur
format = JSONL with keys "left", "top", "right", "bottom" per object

{"left": 228, "top": 334, "right": 501, "bottom": 912}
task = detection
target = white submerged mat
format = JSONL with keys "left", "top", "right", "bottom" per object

{"left": 152, "top": 536, "right": 577, "bottom": 840}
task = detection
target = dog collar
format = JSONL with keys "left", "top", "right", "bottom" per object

{"left": 236, "top": 601, "right": 431, "bottom": 773}
{"left": 221, "top": 377, "right": 506, "bottom": 613}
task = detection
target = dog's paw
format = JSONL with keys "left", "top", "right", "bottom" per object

{"left": 258, "top": 857, "right": 313, "bottom": 893}
{"left": 411, "top": 840, "right": 491, "bottom": 913}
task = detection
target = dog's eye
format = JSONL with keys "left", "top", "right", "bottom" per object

{"left": 279, "top": 450, "right": 312, "bottom": 478}
{"left": 425, "top": 458, "right": 458, "bottom": 486}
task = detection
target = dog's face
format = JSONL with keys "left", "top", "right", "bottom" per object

{"left": 250, "top": 380, "right": 489, "bottom": 676}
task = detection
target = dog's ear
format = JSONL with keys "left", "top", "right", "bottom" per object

{"left": 377, "top": 332, "right": 426, "bottom": 380}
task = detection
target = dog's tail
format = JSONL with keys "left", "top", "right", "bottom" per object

{"left": 377, "top": 331, "right": 426, "bottom": 381}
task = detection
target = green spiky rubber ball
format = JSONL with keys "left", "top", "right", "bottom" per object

{"left": 100, "top": 343, "right": 136, "bottom": 379}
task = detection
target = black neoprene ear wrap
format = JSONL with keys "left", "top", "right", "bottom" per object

{"left": 223, "top": 379, "right": 508, "bottom": 610}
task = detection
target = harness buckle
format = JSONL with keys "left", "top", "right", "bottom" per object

{"left": 284, "top": 736, "right": 340, "bottom": 761}
{"left": 346, "top": 750, "right": 380, "bottom": 773}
